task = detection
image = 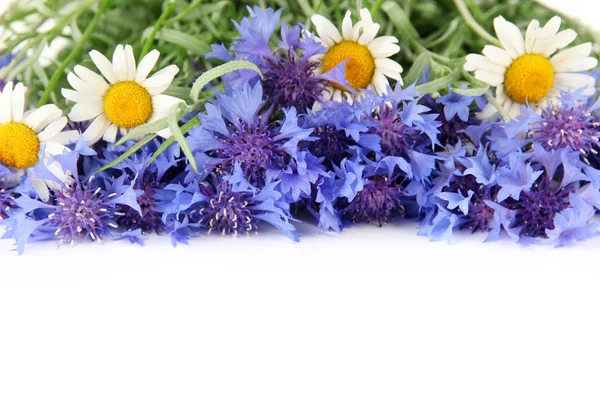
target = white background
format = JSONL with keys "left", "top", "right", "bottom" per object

{"left": 2, "top": 1, "right": 600, "bottom": 399}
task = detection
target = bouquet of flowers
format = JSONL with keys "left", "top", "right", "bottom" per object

{"left": 1, "top": 0, "right": 600, "bottom": 253}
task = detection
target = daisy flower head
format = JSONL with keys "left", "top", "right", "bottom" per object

{"left": 0, "top": 82, "right": 78, "bottom": 201}
{"left": 311, "top": 8, "right": 403, "bottom": 102}
{"left": 62, "top": 44, "right": 184, "bottom": 144}
{"left": 465, "top": 16, "right": 598, "bottom": 119}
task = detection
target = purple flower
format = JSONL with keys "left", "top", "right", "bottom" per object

{"left": 189, "top": 82, "right": 313, "bottom": 187}
{"left": 437, "top": 86, "right": 474, "bottom": 122}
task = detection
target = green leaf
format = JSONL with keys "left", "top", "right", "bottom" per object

{"left": 115, "top": 105, "right": 189, "bottom": 146}
{"left": 381, "top": 1, "right": 419, "bottom": 40}
{"left": 155, "top": 28, "right": 211, "bottom": 54}
{"left": 94, "top": 134, "right": 158, "bottom": 174}
{"left": 414, "top": 69, "right": 461, "bottom": 95}
{"left": 168, "top": 103, "right": 198, "bottom": 173}
{"left": 147, "top": 136, "right": 175, "bottom": 166}
{"left": 190, "top": 60, "right": 262, "bottom": 102}
{"left": 453, "top": 86, "right": 490, "bottom": 96}
{"left": 403, "top": 52, "right": 430, "bottom": 87}
{"left": 147, "top": 116, "right": 201, "bottom": 166}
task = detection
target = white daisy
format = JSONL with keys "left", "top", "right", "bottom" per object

{"left": 62, "top": 44, "right": 184, "bottom": 144}
{"left": 0, "top": 82, "right": 79, "bottom": 201}
{"left": 464, "top": 16, "right": 598, "bottom": 119}
{"left": 311, "top": 8, "right": 403, "bottom": 102}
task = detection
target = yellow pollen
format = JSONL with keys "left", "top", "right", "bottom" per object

{"left": 103, "top": 81, "right": 153, "bottom": 129}
{"left": 0, "top": 122, "right": 40, "bottom": 169}
{"left": 322, "top": 40, "right": 375, "bottom": 91}
{"left": 504, "top": 54, "right": 554, "bottom": 104}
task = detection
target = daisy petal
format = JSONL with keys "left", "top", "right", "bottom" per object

{"left": 368, "top": 36, "right": 399, "bottom": 58}
{"left": 135, "top": 49, "right": 160, "bottom": 83}
{"left": 124, "top": 44, "right": 137, "bottom": 81}
{"left": 82, "top": 115, "right": 110, "bottom": 144}
{"left": 11, "top": 82, "right": 26, "bottom": 122}
{"left": 90, "top": 50, "right": 117, "bottom": 83}
{"left": 143, "top": 65, "right": 179, "bottom": 95}
{"left": 112, "top": 44, "right": 128, "bottom": 82}
{"left": 0, "top": 81, "right": 14, "bottom": 124}
{"left": 341, "top": 11, "right": 353, "bottom": 40}
{"left": 69, "top": 102, "right": 103, "bottom": 122}
{"left": 102, "top": 123, "right": 119, "bottom": 143}
{"left": 311, "top": 14, "right": 342, "bottom": 46}
{"left": 74, "top": 65, "right": 109, "bottom": 91}
{"left": 494, "top": 16, "right": 525, "bottom": 59}
{"left": 37, "top": 116, "right": 69, "bottom": 143}
{"left": 481, "top": 45, "right": 513, "bottom": 67}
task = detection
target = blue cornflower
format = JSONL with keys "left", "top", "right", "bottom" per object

{"left": 515, "top": 90, "right": 600, "bottom": 165}
{"left": 188, "top": 82, "right": 313, "bottom": 190}
{"left": 2, "top": 177, "right": 122, "bottom": 253}
{"left": 437, "top": 86, "right": 474, "bottom": 122}
{"left": 304, "top": 100, "right": 378, "bottom": 168}
{"left": 360, "top": 84, "right": 441, "bottom": 157}
{"left": 207, "top": 7, "right": 347, "bottom": 110}
{"left": 420, "top": 146, "right": 499, "bottom": 240}
{"left": 157, "top": 168, "right": 298, "bottom": 241}
{"left": 495, "top": 147, "right": 597, "bottom": 241}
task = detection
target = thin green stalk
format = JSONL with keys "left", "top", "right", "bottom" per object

{"left": 37, "top": 0, "right": 110, "bottom": 107}
{"left": 139, "top": 0, "right": 178, "bottom": 60}
{"left": 452, "top": 0, "right": 501, "bottom": 46}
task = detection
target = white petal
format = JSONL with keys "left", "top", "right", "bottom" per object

{"left": 341, "top": 11, "right": 353, "bottom": 40}
{"left": 473, "top": 70, "right": 504, "bottom": 86}
{"left": 124, "top": 44, "right": 137, "bottom": 81}
{"left": 545, "top": 29, "right": 577, "bottom": 56}
{"left": 477, "top": 102, "right": 500, "bottom": 121}
{"left": 29, "top": 176, "right": 50, "bottom": 202}
{"left": 102, "top": 123, "right": 119, "bottom": 143}
{"left": 554, "top": 72, "right": 596, "bottom": 94}
{"left": 367, "top": 36, "right": 399, "bottom": 58}
{"left": 552, "top": 56, "right": 598, "bottom": 73}
{"left": 524, "top": 20, "right": 540, "bottom": 54}
{"left": 332, "top": 89, "right": 343, "bottom": 102}
{"left": 37, "top": 116, "right": 69, "bottom": 143}
{"left": 482, "top": 45, "right": 513, "bottom": 67}
{"left": 0, "top": 81, "right": 14, "bottom": 124}
{"left": 24, "top": 104, "right": 62, "bottom": 132}
{"left": 61, "top": 88, "right": 102, "bottom": 104}
{"left": 375, "top": 58, "right": 403, "bottom": 81}
{"left": 507, "top": 101, "right": 521, "bottom": 119}
{"left": 69, "top": 102, "right": 103, "bottom": 122}
{"left": 371, "top": 70, "right": 389, "bottom": 94}
{"left": 532, "top": 16, "right": 561, "bottom": 55}
{"left": 73, "top": 65, "right": 109, "bottom": 92}
{"left": 496, "top": 84, "right": 507, "bottom": 104}
{"left": 493, "top": 16, "right": 525, "bottom": 59}
{"left": 111, "top": 44, "right": 128, "bottom": 82}
{"left": 82, "top": 115, "right": 110, "bottom": 144}
{"left": 311, "top": 14, "right": 342, "bottom": 46}
{"left": 464, "top": 54, "right": 506, "bottom": 75}
{"left": 135, "top": 49, "right": 160, "bottom": 83}
{"left": 67, "top": 71, "right": 97, "bottom": 94}
{"left": 142, "top": 65, "right": 179, "bottom": 95}
{"left": 46, "top": 129, "right": 80, "bottom": 146}
{"left": 359, "top": 8, "right": 374, "bottom": 25}
{"left": 90, "top": 49, "right": 117, "bottom": 83}
{"left": 550, "top": 43, "right": 593, "bottom": 66}
{"left": 358, "top": 22, "right": 380, "bottom": 45}
{"left": 155, "top": 127, "right": 171, "bottom": 139}
{"left": 152, "top": 94, "right": 184, "bottom": 118}
{"left": 11, "top": 82, "right": 26, "bottom": 122}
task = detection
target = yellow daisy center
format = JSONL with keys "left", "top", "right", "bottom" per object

{"left": 504, "top": 54, "right": 554, "bottom": 104}
{"left": 103, "top": 81, "right": 153, "bottom": 129}
{"left": 322, "top": 40, "right": 375, "bottom": 91}
{"left": 0, "top": 122, "right": 40, "bottom": 169}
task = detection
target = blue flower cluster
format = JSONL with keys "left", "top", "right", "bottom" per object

{"left": 2, "top": 7, "right": 600, "bottom": 253}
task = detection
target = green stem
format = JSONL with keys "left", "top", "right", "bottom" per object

{"left": 37, "top": 0, "right": 110, "bottom": 107}
{"left": 139, "top": 0, "right": 178, "bottom": 60}
{"left": 452, "top": 0, "right": 501, "bottom": 46}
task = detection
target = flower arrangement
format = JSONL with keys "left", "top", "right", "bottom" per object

{"left": 1, "top": 0, "right": 600, "bottom": 253}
